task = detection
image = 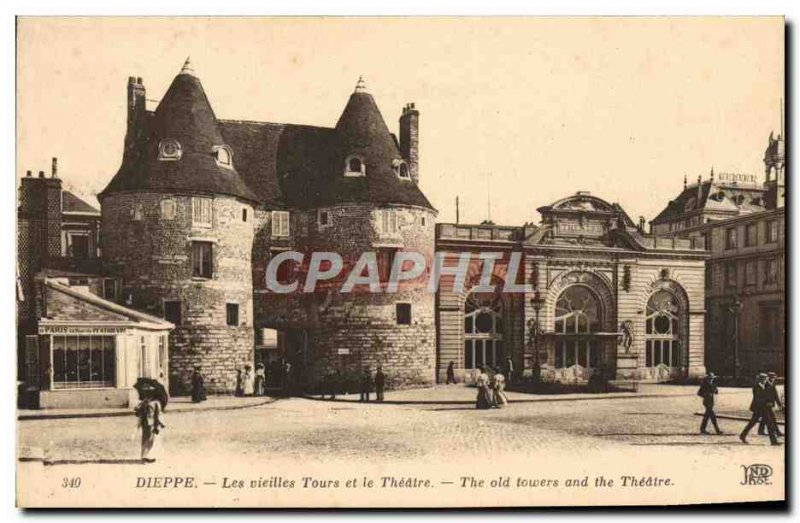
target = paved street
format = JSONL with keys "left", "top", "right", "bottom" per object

{"left": 18, "top": 386, "right": 784, "bottom": 466}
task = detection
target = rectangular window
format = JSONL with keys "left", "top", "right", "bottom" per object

{"left": 102, "top": 278, "right": 118, "bottom": 301}
{"left": 51, "top": 335, "right": 115, "bottom": 389}
{"left": 192, "top": 197, "right": 213, "bottom": 228}
{"left": 271, "top": 211, "right": 290, "bottom": 237}
{"left": 396, "top": 303, "right": 411, "bottom": 325}
{"left": 377, "top": 209, "right": 399, "bottom": 235}
{"left": 745, "top": 261, "right": 756, "bottom": 286}
{"left": 192, "top": 241, "right": 213, "bottom": 278}
{"left": 765, "top": 258, "right": 778, "bottom": 285}
{"left": 226, "top": 303, "right": 240, "bottom": 327}
{"left": 242, "top": 208, "right": 248, "bottom": 222}
{"left": 760, "top": 305, "right": 779, "bottom": 346}
{"left": 767, "top": 220, "right": 778, "bottom": 243}
{"left": 725, "top": 261, "right": 737, "bottom": 287}
{"left": 745, "top": 224, "right": 758, "bottom": 247}
{"left": 164, "top": 300, "right": 182, "bottom": 325}
{"left": 318, "top": 210, "right": 330, "bottom": 227}
{"left": 377, "top": 248, "right": 398, "bottom": 283}
{"left": 725, "top": 227, "right": 737, "bottom": 250}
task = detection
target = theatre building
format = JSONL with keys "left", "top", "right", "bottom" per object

{"left": 435, "top": 192, "right": 709, "bottom": 384}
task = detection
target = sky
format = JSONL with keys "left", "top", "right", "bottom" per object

{"left": 16, "top": 17, "right": 784, "bottom": 226}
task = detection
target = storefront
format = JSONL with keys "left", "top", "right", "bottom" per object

{"left": 22, "top": 278, "right": 173, "bottom": 409}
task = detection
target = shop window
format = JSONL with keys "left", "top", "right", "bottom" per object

{"left": 192, "top": 197, "right": 213, "bottom": 228}
{"left": 51, "top": 335, "right": 115, "bottom": 389}
{"left": 164, "top": 300, "right": 182, "bottom": 325}
{"left": 192, "top": 242, "right": 213, "bottom": 279}
{"left": 271, "top": 211, "right": 290, "bottom": 237}
{"left": 226, "top": 303, "right": 240, "bottom": 327}
{"left": 396, "top": 303, "right": 411, "bottom": 325}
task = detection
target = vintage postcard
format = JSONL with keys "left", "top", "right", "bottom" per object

{"left": 15, "top": 16, "right": 785, "bottom": 508}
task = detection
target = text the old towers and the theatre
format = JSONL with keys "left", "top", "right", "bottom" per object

{"left": 16, "top": 59, "right": 784, "bottom": 407}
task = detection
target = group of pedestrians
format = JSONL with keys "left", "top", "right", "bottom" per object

{"left": 697, "top": 370, "right": 784, "bottom": 446}
{"left": 320, "top": 365, "right": 386, "bottom": 401}
{"left": 234, "top": 361, "right": 293, "bottom": 397}
{"left": 475, "top": 366, "right": 509, "bottom": 409}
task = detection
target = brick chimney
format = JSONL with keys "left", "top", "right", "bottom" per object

{"left": 125, "top": 76, "right": 146, "bottom": 152}
{"left": 399, "top": 103, "right": 419, "bottom": 184}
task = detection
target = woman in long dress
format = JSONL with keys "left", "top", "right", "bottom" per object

{"left": 493, "top": 367, "right": 509, "bottom": 408}
{"left": 242, "top": 365, "right": 255, "bottom": 396}
{"left": 476, "top": 368, "right": 492, "bottom": 409}
{"left": 254, "top": 364, "right": 266, "bottom": 396}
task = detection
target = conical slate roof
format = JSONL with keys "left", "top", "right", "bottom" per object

{"left": 100, "top": 61, "right": 258, "bottom": 203}
{"left": 303, "top": 78, "right": 433, "bottom": 210}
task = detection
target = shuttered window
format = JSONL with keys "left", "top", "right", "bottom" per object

{"left": 271, "top": 211, "right": 290, "bottom": 237}
{"left": 192, "top": 197, "right": 213, "bottom": 228}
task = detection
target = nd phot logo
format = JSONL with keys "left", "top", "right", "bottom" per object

{"left": 740, "top": 464, "right": 773, "bottom": 486}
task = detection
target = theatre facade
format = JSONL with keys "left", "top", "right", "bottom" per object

{"left": 435, "top": 192, "right": 709, "bottom": 384}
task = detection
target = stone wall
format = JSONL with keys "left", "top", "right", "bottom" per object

{"left": 253, "top": 202, "right": 437, "bottom": 389}
{"left": 101, "top": 192, "right": 255, "bottom": 394}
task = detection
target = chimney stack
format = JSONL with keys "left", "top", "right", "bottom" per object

{"left": 51, "top": 157, "right": 58, "bottom": 178}
{"left": 38, "top": 170, "right": 44, "bottom": 179}
{"left": 399, "top": 103, "right": 420, "bottom": 184}
{"left": 126, "top": 76, "right": 146, "bottom": 152}
{"left": 638, "top": 216, "right": 646, "bottom": 233}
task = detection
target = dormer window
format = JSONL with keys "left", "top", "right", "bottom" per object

{"left": 392, "top": 158, "right": 411, "bottom": 180}
{"left": 158, "top": 140, "right": 182, "bottom": 161}
{"left": 213, "top": 145, "right": 233, "bottom": 169}
{"left": 345, "top": 155, "right": 365, "bottom": 177}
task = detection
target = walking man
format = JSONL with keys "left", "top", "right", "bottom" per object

{"left": 740, "top": 373, "right": 780, "bottom": 445}
{"left": 758, "top": 371, "right": 784, "bottom": 437}
{"left": 697, "top": 371, "right": 722, "bottom": 435}
{"left": 359, "top": 367, "right": 372, "bottom": 402}
{"left": 446, "top": 361, "right": 456, "bottom": 385}
{"left": 375, "top": 365, "right": 386, "bottom": 402}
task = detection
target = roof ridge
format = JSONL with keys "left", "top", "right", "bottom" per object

{"left": 218, "top": 118, "right": 334, "bottom": 132}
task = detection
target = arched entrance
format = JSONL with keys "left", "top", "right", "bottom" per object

{"left": 463, "top": 292, "right": 504, "bottom": 370}
{"left": 553, "top": 285, "right": 603, "bottom": 370}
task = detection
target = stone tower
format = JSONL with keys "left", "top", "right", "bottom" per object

{"left": 252, "top": 77, "right": 438, "bottom": 389}
{"left": 99, "top": 59, "right": 260, "bottom": 394}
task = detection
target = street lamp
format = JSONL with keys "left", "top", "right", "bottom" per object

{"left": 727, "top": 295, "right": 743, "bottom": 381}
{"left": 529, "top": 290, "right": 544, "bottom": 384}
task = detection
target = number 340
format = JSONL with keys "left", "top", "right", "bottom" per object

{"left": 61, "top": 477, "right": 81, "bottom": 488}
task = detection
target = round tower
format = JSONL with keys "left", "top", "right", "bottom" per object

{"left": 99, "top": 59, "right": 259, "bottom": 394}
{"left": 300, "top": 77, "right": 438, "bottom": 389}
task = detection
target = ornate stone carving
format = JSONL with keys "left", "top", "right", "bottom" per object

{"left": 618, "top": 320, "right": 634, "bottom": 353}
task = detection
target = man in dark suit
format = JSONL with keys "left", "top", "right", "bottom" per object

{"left": 698, "top": 372, "right": 723, "bottom": 434}
{"left": 758, "top": 371, "right": 783, "bottom": 437}
{"left": 359, "top": 367, "right": 372, "bottom": 402}
{"left": 740, "top": 373, "right": 780, "bottom": 445}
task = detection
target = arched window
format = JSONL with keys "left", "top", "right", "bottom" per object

{"left": 345, "top": 155, "right": 365, "bottom": 176}
{"left": 213, "top": 145, "right": 233, "bottom": 168}
{"left": 463, "top": 292, "right": 503, "bottom": 370}
{"left": 554, "top": 285, "right": 601, "bottom": 368}
{"left": 645, "top": 290, "right": 682, "bottom": 367}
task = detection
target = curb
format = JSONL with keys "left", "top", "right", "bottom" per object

{"left": 18, "top": 397, "right": 277, "bottom": 421}
{"left": 693, "top": 412, "right": 785, "bottom": 426}
{"left": 301, "top": 391, "right": 712, "bottom": 406}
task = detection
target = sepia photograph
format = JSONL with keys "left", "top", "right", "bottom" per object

{"left": 14, "top": 15, "right": 786, "bottom": 508}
